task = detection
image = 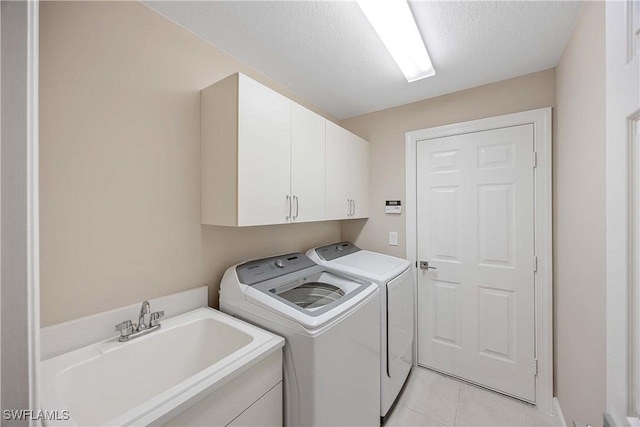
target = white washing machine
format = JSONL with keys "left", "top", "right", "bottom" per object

{"left": 307, "top": 242, "right": 413, "bottom": 420}
{"left": 219, "top": 252, "right": 380, "bottom": 427}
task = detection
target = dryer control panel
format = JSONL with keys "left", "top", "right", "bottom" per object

{"left": 236, "top": 252, "right": 316, "bottom": 285}
{"left": 314, "top": 241, "right": 361, "bottom": 261}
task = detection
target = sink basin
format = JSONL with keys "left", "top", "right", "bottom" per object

{"left": 40, "top": 307, "right": 284, "bottom": 426}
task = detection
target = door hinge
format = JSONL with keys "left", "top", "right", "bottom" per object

{"left": 533, "top": 256, "right": 538, "bottom": 272}
{"left": 533, "top": 152, "right": 537, "bottom": 168}
{"left": 533, "top": 359, "right": 538, "bottom": 376}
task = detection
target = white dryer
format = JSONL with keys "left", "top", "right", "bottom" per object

{"left": 219, "top": 252, "right": 380, "bottom": 427}
{"left": 307, "top": 242, "right": 413, "bottom": 420}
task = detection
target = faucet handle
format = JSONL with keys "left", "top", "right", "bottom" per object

{"left": 115, "top": 320, "right": 133, "bottom": 337}
{"left": 149, "top": 311, "right": 164, "bottom": 327}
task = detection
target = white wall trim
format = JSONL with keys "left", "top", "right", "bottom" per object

{"left": 606, "top": 0, "right": 640, "bottom": 422}
{"left": 554, "top": 397, "right": 567, "bottom": 427}
{"left": 26, "top": 0, "right": 40, "bottom": 416}
{"left": 405, "top": 107, "right": 553, "bottom": 414}
{"left": 1, "top": 0, "right": 4, "bottom": 408}
{"left": 1, "top": 0, "right": 40, "bottom": 418}
{"left": 630, "top": 115, "right": 640, "bottom": 424}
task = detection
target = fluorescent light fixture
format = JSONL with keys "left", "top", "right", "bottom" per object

{"left": 357, "top": 0, "right": 435, "bottom": 82}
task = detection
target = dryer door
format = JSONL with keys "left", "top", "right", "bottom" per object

{"left": 387, "top": 268, "right": 414, "bottom": 377}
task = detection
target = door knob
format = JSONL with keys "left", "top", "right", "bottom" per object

{"left": 419, "top": 261, "right": 436, "bottom": 270}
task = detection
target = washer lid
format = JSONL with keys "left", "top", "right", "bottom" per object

{"left": 244, "top": 267, "right": 378, "bottom": 329}
{"left": 326, "top": 250, "right": 411, "bottom": 283}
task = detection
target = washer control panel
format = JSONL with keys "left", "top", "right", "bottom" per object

{"left": 236, "top": 252, "right": 316, "bottom": 285}
{"left": 314, "top": 241, "right": 361, "bottom": 261}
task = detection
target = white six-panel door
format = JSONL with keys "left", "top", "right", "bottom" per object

{"left": 416, "top": 124, "right": 536, "bottom": 402}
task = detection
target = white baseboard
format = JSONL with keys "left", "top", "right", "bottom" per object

{"left": 554, "top": 397, "right": 567, "bottom": 427}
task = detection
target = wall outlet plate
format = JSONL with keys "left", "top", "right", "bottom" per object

{"left": 389, "top": 232, "right": 398, "bottom": 246}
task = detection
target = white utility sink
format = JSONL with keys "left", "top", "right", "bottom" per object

{"left": 40, "top": 307, "right": 284, "bottom": 426}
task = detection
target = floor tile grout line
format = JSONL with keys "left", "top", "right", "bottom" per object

{"left": 453, "top": 381, "right": 462, "bottom": 427}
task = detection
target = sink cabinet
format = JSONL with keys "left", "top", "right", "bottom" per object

{"left": 200, "top": 72, "right": 367, "bottom": 227}
{"left": 162, "top": 351, "right": 283, "bottom": 427}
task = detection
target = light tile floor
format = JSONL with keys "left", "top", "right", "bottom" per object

{"left": 385, "top": 367, "right": 557, "bottom": 427}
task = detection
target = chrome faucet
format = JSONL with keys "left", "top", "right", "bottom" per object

{"left": 138, "top": 300, "right": 151, "bottom": 330}
{"left": 115, "top": 301, "right": 164, "bottom": 342}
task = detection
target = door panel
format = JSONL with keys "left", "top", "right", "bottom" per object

{"left": 291, "top": 103, "right": 325, "bottom": 223}
{"left": 478, "top": 287, "right": 515, "bottom": 362}
{"left": 237, "top": 75, "right": 291, "bottom": 226}
{"left": 430, "top": 186, "right": 461, "bottom": 261}
{"left": 325, "top": 121, "right": 351, "bottom": 220}
{"left": 350, "top": 135, "right": 369, "bottom": 218}
{"left": 417, "top": 124, "right": 535, "bottom": 402}
{"left": 433, "top": 281, "right": 460, "bottom": 347}
{"left": 478, "top": 184, "right": 514, "bottom": 267}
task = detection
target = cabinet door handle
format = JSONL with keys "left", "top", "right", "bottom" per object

{"left": 293, "top": 195, "right": 299, "bottom": 219}
{"left": 352, "top": 199, "right": 356, "bottom": 216}
{"left": 286, "top": 195, "right": 291, "bottom": 220}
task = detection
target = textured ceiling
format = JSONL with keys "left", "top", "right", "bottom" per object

{"left": 144, "top": 1, "right": 582, "bottom": 120}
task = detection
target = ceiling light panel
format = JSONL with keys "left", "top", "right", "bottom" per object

{"left": 356, "top": 0, "right": 435, "bottom": 82}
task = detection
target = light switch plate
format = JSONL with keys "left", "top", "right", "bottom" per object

{"left": 389, "top": 232, "right": 398, "bottom": 246}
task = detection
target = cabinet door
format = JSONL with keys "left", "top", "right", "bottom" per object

{"left": 350, "top": 134, "right": 369, "bottom": 218}
{"left": 237, "top": 75, "right": 291, "bottom": 226}
{"left": 325, "top": 121, "right": 351, "bottom": 220}
{"left": 291, "top": 103, "right": 325, "bottom": 223}
{"left": 227, "top": 383, "right": 283, "bottom": 427}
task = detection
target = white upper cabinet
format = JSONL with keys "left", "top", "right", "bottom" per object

{"left": 350, "top": 134, "right": 369, "bottom": 219}
{"left": 291, "top": 103, "right": 326, "bottom": 223}
{"left": 325, "top": 121, "right": 370, "bottom": 220}
{"left": 325, "top": 121, "right": 352, "bottom": 220}
{"left": 237, "top": 75, "right": 292, "bottom": 226}
{"left": 201, "top": 73, "right": 367, "bottom": 227}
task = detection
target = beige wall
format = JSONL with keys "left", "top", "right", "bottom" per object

{"left": 39, "top": 1, "right": 340, "bottom": 326}
{"left": 554, "top": 2, "right": 606, "bottom": 425}
{"left": 340, "top": 69, "right": 556, "bottom": 257}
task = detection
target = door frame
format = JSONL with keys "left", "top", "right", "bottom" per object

{"left": 605, "top": 1, "right": 640, "bottom": 425}
{"left": 405, "top": 108, "right": 553, "bottom": 414}
{"left": 1, "top": 0, "right": 41, "bottom": 417}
